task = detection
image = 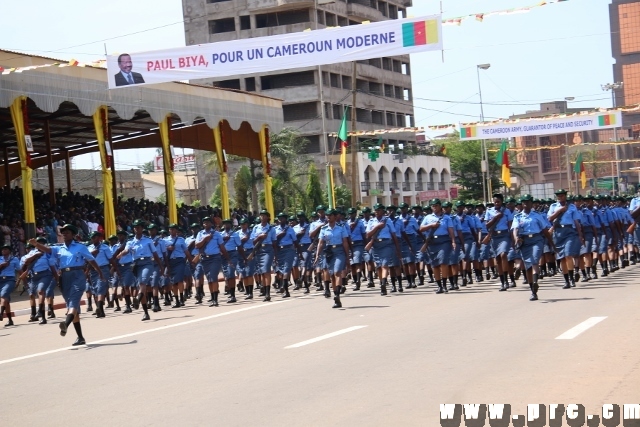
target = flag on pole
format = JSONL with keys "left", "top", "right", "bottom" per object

{"left": 338, "top": 107, "right": 349, "bottom": 174}
{"left": 495, "top": 140, "right": 511, "bottom": 185}
{"left": 574, "top": 152, "right": 586, "bottom": 189}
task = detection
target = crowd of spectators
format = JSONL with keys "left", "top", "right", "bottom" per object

{"left": 0, "top": 187, "right": 257, "bottom": 256}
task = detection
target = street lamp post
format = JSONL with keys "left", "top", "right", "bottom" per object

{"left": 477, "top": 63, "right": 491, "bottom": 202}
{"left": 602, "top": 82, "right": 623, "bottom": 195}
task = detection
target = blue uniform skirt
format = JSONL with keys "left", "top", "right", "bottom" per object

{"left": 580, "top": 231, "right": 594, "bottom": 255}
{"left": 553, "top": 226, "right": 580, "bottom": 259}
{"left": 200, "top": 254, "right": 222, "bottom": 283}
{"left": 169, "top": 257, "right": 186, "bottom": 284}
{"left": 597, "top": 231, "right": 608, "bottom": 254}
{"left": 519, "top": 234, "right": 544, "bottom": 270}
{"left": 0, "top": 277, "right": 15, "bottom": 301}
{"left": 324, "top": 246, "right": 347, "bottom": 275}
{"left": 427, "top": 236, "right": 452, "bottom": 267}
{"left": 90, "top": 265, "right": 111, "bottom": 296}
{"left": 33, "top": 270, "right": 54, "bottom": 296}
{"left": 490, "top": 231, "right": 511, "bottom": 257}
{"left": 133, "top": 259, "right": 154, "bottom": 286}
{"left": 255, "top": 244, "right": 274, "bottom": 275}
{"left": 222, "top": 251, "right": 238, "bottom": 279}
{"left": 60, "top": 269, "right": 85, "bottom": 312}
{"left": 239, "top": 254, "right": 256, "bottom": 277}
{"left": 27, "top": 278, "right": 38, "bottom": 296}
{"left": 363, "top": 247, "right": 373, "bottom": 263}
{"left": 462, "top": 233, "right": 476, "bottom": 262}
{"left": 401, "top": 234, "right": 417, "bottom": 264}
{"left": 149, "top": 263, "right": 162, "bottom": 288}
{"left": 372, "top": 238, "right": 396, "bottom": 268}
{"left": 634, "top": 226, "right": 640, "bottom": 247}
{"left": 275, "top": 245, "right": 295, "bottom": 274}
{"left": 479, "top": 234, "right": 491, "bottom": 261}
{"left": 298, "top": 243, "right": 312, "bottom": 270}
{"left": 351, "top": 241, "right": 365, "bottom": 264}
{"left": 117, "top": 263, "right": 135, "bottom": 287}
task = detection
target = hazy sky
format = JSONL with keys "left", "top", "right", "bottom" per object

{"left": 1, "top": 0, "right": 613, "bottom": 169}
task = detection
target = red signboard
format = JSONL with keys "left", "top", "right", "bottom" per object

{"left": 417, "top": 190, "right": 448, "bottom": 202}
{"left": 449, "top": 187, "right": 458, "bottom": 199}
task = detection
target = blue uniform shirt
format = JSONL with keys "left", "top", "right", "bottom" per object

{"left": 89, "top": 242, "right": 113, "bottom": 267}
{"left": 116, "top": 241, "right": 133, "bottom": 263}
{"left": 366, "top": 216, "right": 396, "bottom": 239}
{"left": 347, "top": 218, "right": 366, "bottom": 242}
{"left": 390, "top": 217, "right": 404, "bottom": 238}
{"left": 239, "top": 229, "right": 254, "bottom": 251}
{"left": 294, "top": 223, "right": 312, "bottom": 244}
{"left": 629, "top": 197, "right": 640, "bottom": 221}
{"left": 580, "top": 208, "right": 595, "bottom": 230}
{"left": 511, "top": 210, "right": 548, "bottom": 234}
{"left": 548, "top": 202, "right": 581, "bottom": 227}
{"left": 185, "top": 235, "right": 199, "bottom": 256}
{"left": 151, "top": 236, "right": 167, "bottom": 257}
{"left": 421, "top": 213, "right": 453, "bottom": 236}
{"left": 125, "top": 236, "right": 158, "bottom": 260}
{"left": 165, "top": 236, "right": 188, "bottom": 258}
{"left": 220, "top": 230, "right": 242, "bottom": 251}
{"left": 196, "top": 229, "right": 225, "bottom": 255}
{"left": 475, "top": 214, "right": 488, "bottom": 234}
{"left": 51, "top": 241, "right": 96, "bottom": 268}
{"left": 275, "top": 225, "right": 297, "bottom": 246}
{"left": 319, "top": 223, "right": 349, "bottom": 245}
{"left": 0, "top": 255, "right": 21, "bottom": 277}
{"left": 24, "top": 249, "right": 56, "bottom": 273}
{"left": 250, "top": 223, "right": 277, "bottom": 245}
{"left": 401, "top": 215, "right": 419, "bottom": 236}
{"left": 457, "top": 214, "right": 475, "bottom": 234}
{"left": 484, "top": 206, "right": 514, "bottom": 231}
{"left": 450, "top": 215, "right": 463, "bottom": 233}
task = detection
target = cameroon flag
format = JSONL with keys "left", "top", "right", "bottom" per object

{"left": 495, "top": 140, "right": 511, "bottom": 185}
{"left": 403, "top": 20, "right": 439, "bottom": 47}
{"left": 338, "top": 107, "right": 349, "bottom": 174}
{"left": 574, "top": 152, "right": 586, "bottom": 189}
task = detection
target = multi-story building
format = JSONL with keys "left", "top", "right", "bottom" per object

{"left": 182, "top": 0, "right": 417, "bottom": 167}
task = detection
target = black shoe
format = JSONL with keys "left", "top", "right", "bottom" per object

{"left": 292, "top": 283, "right": 301, "bottom": 291}
{"left": 245, "top": 294, "right": 253, "bottom": 300}
{"left": 59, "top": 322, "right": 67, "bottom": 337}
{"left": 171, "top": 302, "right": 181, "bottom": 308}
{"left": 4, "top": 320, "right": 14, "bottom": 327}
{"left": 340, "top": 286, "right": 346, "bottom": 294}
{"left": 114, "top": 306, "right": 122, "bottom": 312}
{"left": 499, "top": 286, "right": 507, "bottom": 292}
{"left": 195, "top": 297, "right": 203, "bottom": 305}
{"left": 461, "top": 278, "right": 467, "bottom": 287}
{"left": 435, "top": 287, "right": 444, "bottom": 294}
{"left": 353, "top": 284, "right": 360, "bottom": 291}
{"left": 28, "top": 315, "right": 38, "bottom": 323}
{"left": 163, "top": 300, "right": 171, "bottom": 307}
{"left": 570, "top": 281, "right": 576, "bottom": 288}
{"left": 398, "top": 285, "right": 404, "bottom": 293}
{"left": 132, "top": 296, "right": 140, "bottom": 310}
{"left": 123, "top": 306, "right": 132, "bottom": 314}
{"left": 529, "top": 293, "right": 538, "bottom": 301}
{"left": 485, "top": 273, "right": 491, "bottom": 280}
{"left": 562, "top": 283, "right": 571, "bottom": 289}
{"left": 592, "top": 271, "right": 598, "bottom": 279}
{"left": 209, "top": 301, "right": 219, "bottom": 307}
{"left": 86, "top": 306, "right": 93, "bottom": 313}
{"left": 92, "top": 311, "right": 98, "bottom": 316}
{"left": 390, "top": 286, "right": 397, "bottom": 293}
{"left": 263, "top": 296, "right": 271, "bottom": 302}
{"left": 72, "top": 337, "right": 86, "bottom": 346}
{"left": 48, "top": 311, "right": 55, "bottom": 319}
{"left": 276, "top": 288, "right": 284, "bottom": 294}
{"left": 238, "top": 284, "right": 246, "bottom": 293}
{"left": 107, "top": 301, "right": 114, "bottom": 308}
{"left": 141, "top": 313, "right": 150, "bottom": 321}
{"left": 509, "top": 283, "right": 517, "bottom": 288}
{"left": 448, "top": 285, "right": 455, "bottom": 291}
{"left": 39, "top": 317, "right": 47, "bottom": 325}
{"left": 453, "top": 285, "right": 459, "bottom": 291}
{"left": 574, "top": 271, "right": 580, "bottom": 282}
{"left": 380, "top": 285, "right": 387, "bottom": 296}
{"left": 227, "top": 297, "right": 237, "bottom": 303}
{"left": 283, "top": 291, "right": 290, "bottom": 298}
{"left": 152, "top": 305, "right": 159, "bottom": 313}
{"left": 332, "top": 297, "right": 342, "bottom": 309}
{"left": 367, "top": 282, "right": 375, "bottom": 288}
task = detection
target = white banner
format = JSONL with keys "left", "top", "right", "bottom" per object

{"left": 106, "top": 15, "right": 442, "bottom": 89}
{"left": 154, "top": 154, "right": 195, "bottom": 172}
{"left": 459, "top": 111, "right": 623, "bottom": 141}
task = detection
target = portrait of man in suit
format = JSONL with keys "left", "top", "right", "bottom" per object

{"left": 114, "top": 53, "right": 145, "bottom": 87}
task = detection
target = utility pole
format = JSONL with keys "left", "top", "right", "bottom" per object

{"left": 350, "top": 61, "right": 358, "bottom": 207}
{"left": 602, "top": 82, "right": 623, "bottom": 195}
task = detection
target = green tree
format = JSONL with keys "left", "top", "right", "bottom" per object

{"left": 234, "top": 165, "right": 252, "bottom": 211}
{"left": 305, "top": 163, "right": 324, "bottom": 211}
{"left": 269, "top": 128, "right": 312, "bottom": 212}
{"left": 156, "top": 192, "right": 166, "bottom": 203}
{"left": 141, "top": 161, "right": 154, "bottom": 174}
{"left": 209, "top": 184, "right": 221, "bottom": 208}
{"left": 324, "top": 185, "right": 352, "bottom": 209}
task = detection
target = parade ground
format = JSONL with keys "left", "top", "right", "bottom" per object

{"left": 2, "top": 268, "right": 639, "bottom": 426}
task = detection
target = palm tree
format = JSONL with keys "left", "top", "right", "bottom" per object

{"left": 269, "top": 128, "right": 313, "bottom": 212}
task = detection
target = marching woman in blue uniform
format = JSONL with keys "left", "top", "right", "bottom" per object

{"left": 88, "top": 231, "right": 114, "bottom": 318}
{"left": 274, "top": 212, "right": 300, "bottom": 298}
{"left": 347, "top": 208, "right": 366, "bottom": 290}
{"left": 315, "top": 209, "right": 351, "bottom": 308}
{"left": 21, "top": 238, "right": 57, "bottom": 324}
{"left": 366, "top": 203, "right": 402, "bottom": 296}
{"left": 455, "top": 201, "right": 478, "bottom": 286}
{"left": 148, "top": 224, "right": 168, "bottom": 311}
{"left": 250, "top": 210, "right": 278, "bottom": 302}
{"left": 113, "top": 230, "right": 135, "bottom": 313}
{"left": 420, "top": 199, "right": 456, "bottom": 294}
{"left": 238, "top": 219, "right": 257, "bottom": 299}
{"left": 399, "top": 203, "right": 419, "bottom": 288}
{"left": 577, "top": 195, "right": 598, "bottom": 282}
{"left": 0, "top": 244, "right": 21, "bottom": 327}
{"left": 30, "top": 224, "right": 105, "bottom": 344}
{"left": 484, "top": 193, "right": 514, "bottom": 291}
{"left": 387, "top": 206, "right": 407, "bottom": 292}
{"left": 116, "top": 219, "right": 164, "bottom": 321}
{"left": 220, "top": 219, "right": 243, "bottom": 303}
{"left": 166, "top": 223, "right": 192, "bottom": 308}
{"left": 511, "top": 194, "right": 555, "bottom": 301}
{"left": 294, "top": 212, "right": 313, "bottom": 293}
{"left": 547, "top": 189, "right": 584, "bottom": 289}
{"left": 196, "top": 216, "right": 231, "bottom": 307}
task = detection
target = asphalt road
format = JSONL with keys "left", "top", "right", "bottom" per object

{"left": 2, "top": 267, "right": 639, "bottom": 426}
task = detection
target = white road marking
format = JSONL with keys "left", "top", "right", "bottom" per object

{"left": 284, "top": 325, "right": 368, "bottom": 349}
{"left": 0, "top": 300, "right": 292, "bottom": 366}
{"left": 555, "top": 316, "right": 607, "bottom": 340}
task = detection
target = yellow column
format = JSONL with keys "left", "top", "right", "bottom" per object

{"left": 259, "top": 125, "right": 275, "bottom": 218}
{"left": 92, "top": 106, "right": 116, "bottom": 236}
{"left": 213, "top": 125, "right": 230, "bottom": 218}
{"left": 9, "top": 97, "right": 36, "bottom": 238}
{"left": 159, "top": 116, "right": 178, "bottom": 224}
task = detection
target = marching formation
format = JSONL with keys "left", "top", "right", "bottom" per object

{"left": 1, "top": 190, "right": 639, "bottom": 346}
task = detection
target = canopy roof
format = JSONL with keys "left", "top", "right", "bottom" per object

{"left": 0, "top": 50, "right": 284, "bottom": 186}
